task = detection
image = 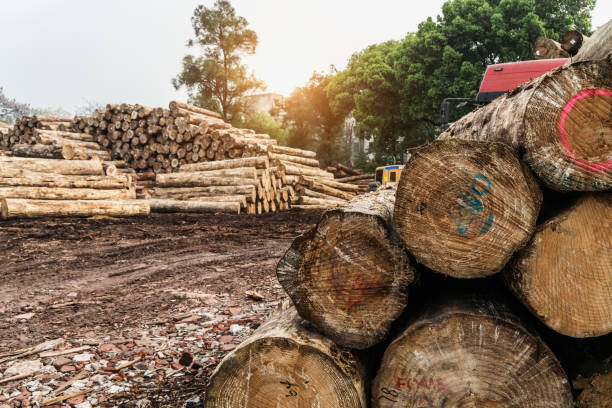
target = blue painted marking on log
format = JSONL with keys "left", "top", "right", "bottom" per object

{"left": 472, "top": 174, "right": 491, "bottom": 196}
{"left": 451, "top": 174, "right": 494, "bottom": 235}
{"left": 480, "top": 213, "right": 494, "bottom": 234}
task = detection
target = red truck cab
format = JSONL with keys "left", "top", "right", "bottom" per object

{"left": 476, "top": 58, "right": 567, "bottom": 104}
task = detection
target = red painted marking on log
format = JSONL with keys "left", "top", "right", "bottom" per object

{"left": 558, "top": 89, "right": 612, "bottom": 174}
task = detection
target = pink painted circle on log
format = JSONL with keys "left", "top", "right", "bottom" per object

{"left": 558, "top": 88, "right": 612, "bottom": 174}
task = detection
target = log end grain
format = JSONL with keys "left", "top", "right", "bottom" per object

{"left": 394, "top": 140, "right": 542, "bottom": 278}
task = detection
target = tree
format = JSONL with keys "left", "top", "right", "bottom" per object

{"left": 172, "top": 0, "right": 264, "bottom": 121}
{"left": 283, "top": 71, "right": 347, "bottom": 166}
{"left": 0, "top": 87, "right": 31, "bottom": 124}
{"left": 75, "top": 99, "right": 104, "bottom": 116}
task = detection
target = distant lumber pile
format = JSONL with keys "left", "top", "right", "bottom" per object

{"left": 0, "top": 156, "right": 147, "bottom": 219}
{"left": 327, "top": 163, "right": 375, "bottom": 193}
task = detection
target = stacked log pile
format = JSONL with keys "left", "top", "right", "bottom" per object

{"left": 204, "top": 28, "right": 611, "bottom": 407}
{"left": 0, "top": 122, "right": 11, "bottom": 154}
{"left": 327, "top": 162, "right": 375, "bottom": 193}
{"left": 0, "top": 157, "right": 148, "bottom": 219}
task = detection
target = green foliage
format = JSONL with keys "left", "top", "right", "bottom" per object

{"left": 232, "top": 110, "right": 289, "bottom": 146}
{"left": 172, "top": 0, "right": 264, "bottom": 121}
{"left": 282, "top": 71, "right": 348, "bottom": 167}
{"left": 325, "top": 0, "right": 594, "bottom": 167}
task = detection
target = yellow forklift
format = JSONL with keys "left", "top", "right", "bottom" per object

{"left": 373, "top": 165, "right": 403, "bottom": 187}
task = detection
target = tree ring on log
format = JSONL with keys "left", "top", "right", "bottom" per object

{"left": 506, "top": 193, "right": 612, "bottom": 337}
{"left": 372, "top": 308, "right": 572, "bottom": 407}
{"left": 524, "top": 61, "right": 612, "bottom": 191}
{"left": 277, "top": 208, "right": 414, "bottom": 349}
{"left": 394, "top": 140, "right": 542, "bottom": 278}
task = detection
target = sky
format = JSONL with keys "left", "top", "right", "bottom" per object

{"left": 0, "top": 1, "right": 610, "bottom": 113}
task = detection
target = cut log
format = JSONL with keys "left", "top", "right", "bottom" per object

{"left": 505, "top": 193, "right": 611, "bottom": 337}
{"left": 278, "top": 187, "right": 415, "bottom": 349}
{"left": 153, "top": 186, "right": 256, "bottom": 202}
{"left": 0, "top": 186, "right": 135, "bottom": 200}
{"left": 268, "top": 152, "right": 320, "bottom": 167}
{"left": 280, "top": 162, "right": 334, "bottom": 179}
{"left": 394, "top": 140, "right": 541, "bottom": 279}
{"left": 533, "top": 37, "right": 570, "bottom": 59}
{"left": 0, "top": 157, "right": 104, "bottom": 176}
{"left": 439, "top": 58, "right": 612, "bottom": 191}
{"left": 146, "top": 199, "right": 240, "bottom": 214}
{"left": 335, "top": 174, "right": 374, "bottom": 183}
{"left": 290, "top": 204, "right": 328, "bottom": 210}
{"left": 561, "top": 30, "right": 590, "bottom": 56}
{"left": 310, "top": 177, "right": 360, "bottom": 192}
{"left": 173, "top": 167, "right": 258, "bottom": 179}
{"left": 0, "top": 173, "right": 132, "bottom": 189}
{"left": 169, "top": 101, "right": 223, "bottom": 119}
{"left": 0, "top": 199, "right": 149, "bottom": 219}
{"left": 11, "top": 144, "right": 72, "bottom": 160}
{"left": 33, "top": 129, "right": 95, "bottom": 142}
{"left": 297, "top": 178, "right": 356, "bottom": 201}
{"left": 298, "top": 196, "right": 345, "bottom": 207}
{"left": 372, "top": 298, "right": 572, "bottom": 408}
{"left": 268, "top": 144, "right": 317, "bottom": 158}
{"left": 155, "top": 173, "right": 260, "bottom": 188}
{"left": 204, "top": 306, "right": 367, "bottom": 408}
{"left": 179, "top": 156, "right": 269, "bottom": 172}
{"left": 573, "top": 19, "right": 612, "bottom": 62}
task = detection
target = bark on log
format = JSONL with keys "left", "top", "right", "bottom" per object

{"left": 179, "top": 156, "right": 269, "bottom": 172}
{"left": 309, "top": 177, "right": 361, "bottom": 192}
{"left": 169, "top": 101, "right": 223, "bottom": 119}
{"left": 296, "top": 178, "right": 355, "bottom": 201}
{"left": 505, "top": 193, "right": 611, "bottom": 338}
{"left": 0, "top": 157, "right": 104, "bottom": 176}
{"left": 533, "top": 37, "right": 570, "bottom": 59}
{"left": 153, "top": 186, "right": 256, "bottom": 202}
{"left": 298, "top": 196, "right": 346, "bottom": 206}
{"left": 11, "top": 144, "right": 71, "bottom": 159}
{"left": 572, "top": 19, "right": 612, "bottom": 62}
{"left": 394, "top": 140, "right": 542, "bottom": 279}
{"left": 336, "top": 163, "right": 361, "bottom": 176}
{"left": 204, "top": 306, "right": 367, "bottom": 408}
{"left": 561, "top": 30, "right": 590, "bottom": 56}
{"left": 335, "top": 174, "right": 374, "bottom": 183}
{"left": 0, "top": 199, "right": 149, "bottom": 219}
{"left": 277, "top": 187, "right": 415, "bottom": 349}
{"left": 0, "top": 186, "right": 135, "bottom": 200}
{"left": 280, "top": 162, "right": 334, "bottom": 179}
{"left": 0, "top": 173, "right": 132, "bottom": 189}
{"left": 372, "top": 298, "right": 572, "bottom": 408}
{"left": 155, "top": 173, "right": 260, "bottom": 188}
{"left": 439, "top": 58, "right": 612, "bottom": 191}
{"left": 576, "top": 372, "right": 612, "bottom": 408}
{"left": 146, "top": 199, "right": 240, "bottom": 214}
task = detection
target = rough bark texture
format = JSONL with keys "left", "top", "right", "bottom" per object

{"left": 11, "top": 144, "right": 71, "bottom": 159}
{"left": 0, "top": 199, "right": 149, "bottom": 219}
{"left": 179, "top": 156, "right": 269, "bottom": 172}
{"left": 576, "top": 372, "right": 612, "bottom": 408}
{"left": 153, "top": 186, "right": 256, "bottom": 202}
{"left": 0, "top": 157, "right": 104, "bottom": 176}
{"left": 204, "top": 306, "right": 367, "bottom": 408}
{"left": 572, "top": 19, "right": 612, "bottom": 62}
{"left": 394, "top": 140, "right": 542, "bottom": 278}
{"left": 155, "top": 173, "right": 259, "bottom": 188}
{"left": 439, "top": 58, "right": 612, "bottom": 191}
{"left": 0, "top": 173, "right": 132, "bottom": 190}
{"left": 268, "top": 145, "right": 317, "bottom": 158}
{"left": 372, "top": 298, "right": 573, "bottom": 408}
{"left": 277, "top": 187, "right": 415, "bottom": 349}
{"left": 506, "top": 193, "right": 611, "bottom": 338}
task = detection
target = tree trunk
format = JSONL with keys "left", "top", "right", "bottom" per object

{"left": 11, "top": 144, "right": 71, "bottom": 160}
{"left": 0, "top": 173, "right": 132, "bottom": 189}
{"left": 439, "top": 58, "right": 612, "bottom": 191}
{"left": 372, "top": 297, "right": 572, "bottom": 408}
{"left": 146, "top": 199, "right": 240, "bottom": 214}
{"left": 298, "top": 196, "right": 345, "bottom": 207}
{"left": 505, "top": 193, "right": 611, "bottom": 338}
{"left": 277, "top": 187, "right": 415, "bottom": 349}
{"left": 204, "top": 306, "right": 367, "bottom": 408}
{"left": 155, "top": 173, "right": 260, "bottom": 188}
{"left": 394, "top": 140, "right": 542, "bottom": 279}
{"left": 1, "top": 199, "right": 149, "bottom": 219}
{"left": 561, "top": 30, "right": 590, "bottom": 56}
{"left": 572, "top": 19, "right": 612, "bottom": 62}
{"left": 533, "top": 37, "right": 570, "bottom": 59}
{"left": 179, "top": 156, "right": 269, "bottom": 172}
{"left": 0, "top": 186, "right": 135, "bottom": 200}
{"left": 0, "top": 157, "right": 104, "bottom": 176}
{"left": 153, "top": 185, "right": 256, "bottom": 202}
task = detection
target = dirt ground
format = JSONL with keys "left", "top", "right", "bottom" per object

{"left": 0, "top": 211, "right": 321, "bottom": 407}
